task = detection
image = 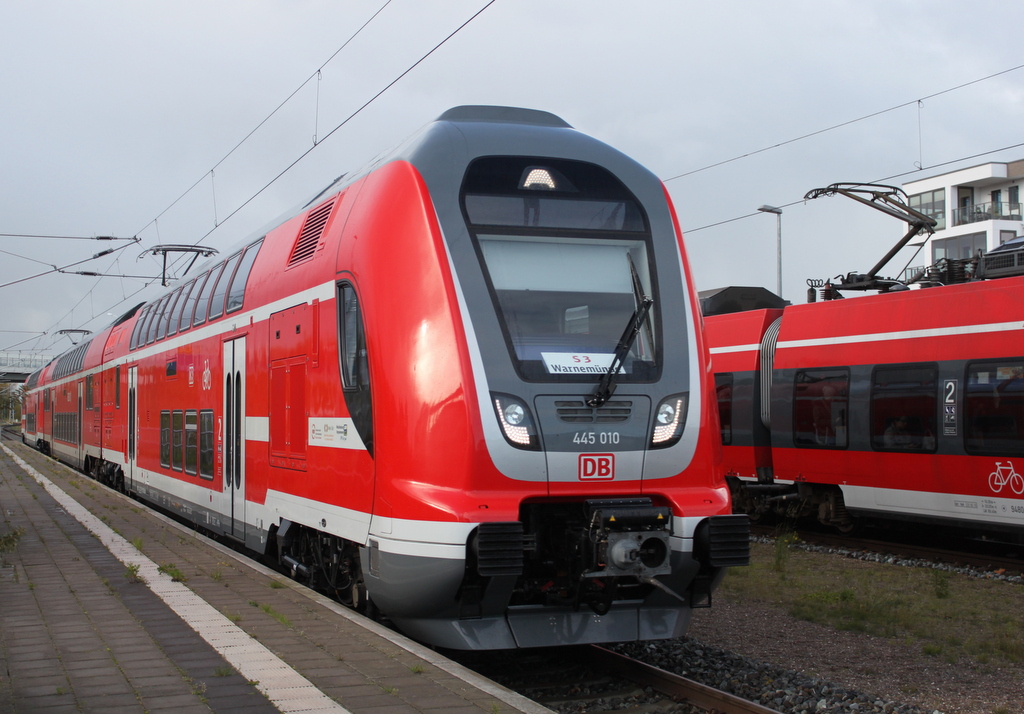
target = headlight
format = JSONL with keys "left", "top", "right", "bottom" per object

{"left": 492, "top": 393, "right": 540, "bottom": 450}
{"left": 651, "top": 393, "right": 687, "bottom": 448}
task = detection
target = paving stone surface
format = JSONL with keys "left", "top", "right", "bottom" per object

{"left": 0, "top": 438, "right": 547, "bottom": 714}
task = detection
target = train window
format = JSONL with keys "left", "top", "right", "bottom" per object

{"left": 199, "top": 410, "right": 214, "bottom": 479}
{"left": 44, "top": 389, "right": 50, "bottom": 412}
{"left": 337, "top": 282, "right": 373, "bottom": 456}
{"left": 184, "top": 410, "right": 198, "bottom": 475}
{"left": 172, "top": 410, "right": 184, "bottom": 471}
{"left": 146, "top": 295, "right": 169, "bottom": 345}
{"left": 208, "top": 252, "right": 241, "bottom": 321}
{"left": 160, "top": 411, "right": 171, "bottom": 468}
{"left": 157, "top": 289, "right": 182, "bottom": 341}
{"left": 193, "top": 265, "right": 224, "bottom": 327}
{"left": 474, "top": 235, "right": 657, "bottom": 381}
{"left": 86, "top": 375, "right": 94, "bottom": 411}
{"left": 793, "top": 369, "right": 849, "bottom": 448}
{"left": 226, "top": 239, "right": 263, "bottom": 314}
{"left": 129, "top": 305, "right": 148, "bottom": 351}
{"left": 870, "top": 365, "right": 937, "bottom": 452}
{"left": 462, "top": 157, "right": 646, "bottom": 232}
{"left": 170, "top": 279, "right": 196, "bottom": 335}
{"left": 183, "top": 272, "right": 211, "bottom": 330}
{"left": 115, "top": 365, "right": 121, "bottom": 408}
{"left": 965, "top": 360, "right": 1024, "bottom": 456}
{"left": 162, "top": 286, "right": 184, "bottom": 338}
{"left": 716, "top": 373, "right": 733, "bottom": 446}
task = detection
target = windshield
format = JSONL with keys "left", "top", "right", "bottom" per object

{"left": 477, "top": 234, "right": 657, "bottom": 381}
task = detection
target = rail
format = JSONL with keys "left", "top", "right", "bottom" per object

{"left": 582, "top": 645, "right": 781, "bottom": 714}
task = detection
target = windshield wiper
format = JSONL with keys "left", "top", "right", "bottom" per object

{"left": 587, "top": 295, "right": 654, "bottom": 408}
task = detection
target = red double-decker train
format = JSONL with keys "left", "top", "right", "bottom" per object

{"left": 21, "top": 106, "right": 747, "bottom": 650}
{"left": 705, "top": 272, "right": 1024, "bottom": 540}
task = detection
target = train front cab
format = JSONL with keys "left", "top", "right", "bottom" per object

{"left": 346, "top": 108, "right": 749, "bottom": 649}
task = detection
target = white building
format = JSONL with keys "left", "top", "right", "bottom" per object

{"left": 903, "top": 159, "right": 1024, "bottom": 272}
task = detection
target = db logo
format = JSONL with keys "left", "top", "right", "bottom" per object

{"left": 579, "top": 453, "right": 615, "bottom": 481}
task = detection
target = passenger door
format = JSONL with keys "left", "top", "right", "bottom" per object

{"left": 224, "top": 337, "right": 246, "bottom": 540}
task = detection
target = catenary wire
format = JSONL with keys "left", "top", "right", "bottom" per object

{"left": 664, "top": 62, "right": 1024, "bottom": 183}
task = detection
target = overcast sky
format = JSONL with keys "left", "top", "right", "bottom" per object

{"left": 3, "top": 0, "right": 1024, "bottom": 358}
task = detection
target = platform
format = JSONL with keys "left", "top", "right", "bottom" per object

{"left": 0, "top": 439, "right": 551, "bottom": 714}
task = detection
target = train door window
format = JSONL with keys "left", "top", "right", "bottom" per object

{"left": 870, "top": 365, "right": 937, "bottom": 452}
{"left": 86, "top": 375, "right": 94, "bottom": 411}
{"left": 793, "top": 369, "right": 849, "bottom": 448}
{"left": 715, "top": 373, "right": 733, "bottom": 445}
{"left": 226, "top": 239, "right": 263, "bottom": 313}
{"left": 965, "top": 360, "right": 1024, "bottom": 456}
{"left": 193, "top": 265, "right": 224, "bottom": 328}
{"left": 183, "top": 272, "right": 211, "bottom": 330}
{"left": 44, "top": 389, "right": 50, "bottom": 412}
{"left": 172, "top": 410, "right": 184, "bottom": 471}
{"left": 208, "top": 252, "right": 241, "bottom": 321}
{"left": 115, "top": 366, "right": 121, "bottom": 408}
{"left": 160, "top": 411, "right": 171, "bottom": 468}
{"left": 199, "top": 410, "right": 215, "bottom": 479}
{"left": 338, "top": 282, "right": 373, "bottom": 456}
{"left": 184, "top": 410, "right": 198, "bottom": 475}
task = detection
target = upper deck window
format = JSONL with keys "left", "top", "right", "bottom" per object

{"left": 462, "top": 157, "right": 657, "bottom": 382}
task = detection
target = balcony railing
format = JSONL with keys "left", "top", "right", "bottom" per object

{"left": 952, "top": 201, "right": 1023, "bottom": 227}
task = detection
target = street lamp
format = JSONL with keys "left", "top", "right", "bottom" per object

{"left": 758, "top": 205, "right": 782, "bottom": 298}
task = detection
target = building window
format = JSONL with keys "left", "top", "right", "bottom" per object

{"left": 793, "top": 369, "right": 849, "bottom": 448}
{"left": 932, "top": 233, "right": 986, "bottom": 263}
{"left": 870, "top": 365, "right": 937, "bottom": 452}
{"left": 909, "top": 189, "right": 945, "bottom": 230}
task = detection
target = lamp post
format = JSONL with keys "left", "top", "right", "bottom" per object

{"left": 758, "top": 205, "right": 782, "bottom": 298}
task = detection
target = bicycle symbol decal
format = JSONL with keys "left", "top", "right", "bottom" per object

{"left": 989, "top": 461, "right": 1024, "bottom": 495}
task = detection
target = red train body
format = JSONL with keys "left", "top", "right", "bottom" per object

{"left": 22, "top": 106, "right": 746, "bottom": 650}
{"left": 706, "top": 279, "right": 1024, "bottom": 538}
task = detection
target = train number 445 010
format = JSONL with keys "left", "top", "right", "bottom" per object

{"left": 573, "top": 431, "right": 620, "bottom": 445}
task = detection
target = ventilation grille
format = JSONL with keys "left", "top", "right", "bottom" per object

{"left": 288, "top": 199, "right": 335, "bottom": 266}
{"left": 475, "top": 522, "right": 524, "bottom": 576}
{"left": 555, "top": 400, "right": 632, "bottom": 423}
{"left": 704, "top": 514, "right": 751, "bottom": 568}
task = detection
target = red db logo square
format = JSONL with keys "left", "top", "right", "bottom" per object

{"left": 579, "top": 454, "right": 615, "bottom": 481}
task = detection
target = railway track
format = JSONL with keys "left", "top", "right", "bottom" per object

{"left": 458, "top": 644, "right": 779, "bottom": 714}
{"left": 752, "top": 523, "right": 1024, "bottom": 577}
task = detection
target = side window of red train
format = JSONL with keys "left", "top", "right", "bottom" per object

{"left": 193, "top": 265, "right": 224, "bottom": 328}
{"left": 965, "top": 360, "right": 1024, "bottom": 456}
{"left": 208, "top": 252, "right": 241, "bottom": 321}
{"left": 793, "top": 369, "right": 849, "bottom": 448}
{"left": 160, "top": 411, "right": 171, "bottom": 468}
{"left": 226, "top": 239, "right": 263, "bottom": 314}
{"left": 715, "top": 373, "right": 733, "bottom": 446}
{"left": 199, "top": 410, "right": 215, "bottom": 479}
{"left": 338, "top": 282, "right": 373, "bottom": 457}
{"left": 870, "top": 365, "right": 938, "bottom": 453}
